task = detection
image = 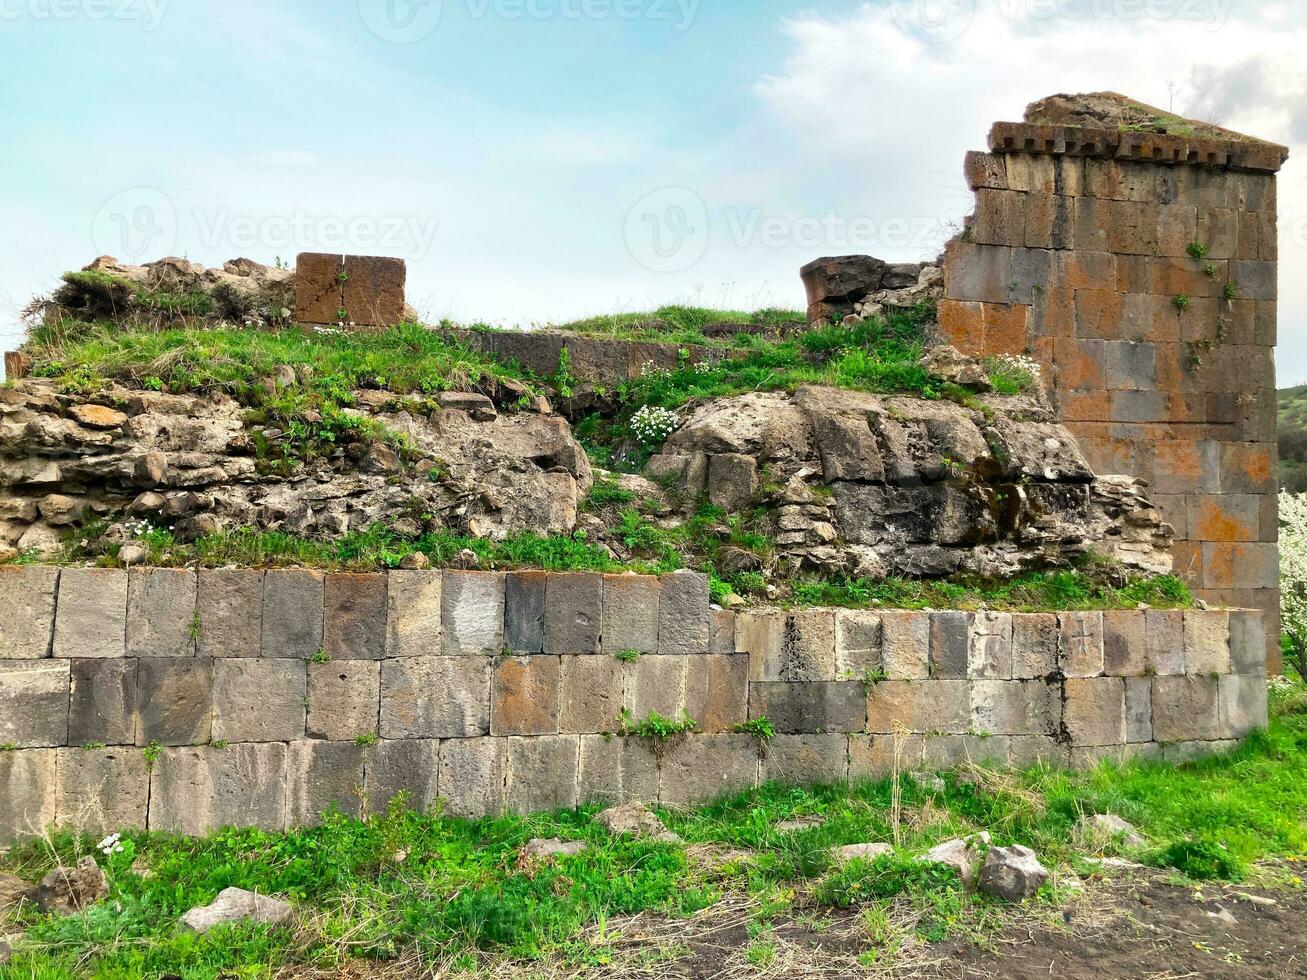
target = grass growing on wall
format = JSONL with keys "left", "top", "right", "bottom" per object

{"left": 1, "top": 683, "right": 1303, "bottom": 978}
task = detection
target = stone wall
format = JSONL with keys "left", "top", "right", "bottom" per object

{"left": 939, "top": 97, "right": 1286, "bottom": 670}
{"left": 0, "top": 564, "right": 1267, "bottom": 839}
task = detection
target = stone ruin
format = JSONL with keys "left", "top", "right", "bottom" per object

{"left": 0, "top": 92, "right": 1284, "bottom": 837}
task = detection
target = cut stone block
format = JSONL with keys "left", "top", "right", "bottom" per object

{"left": 866, "top": 679, "right": 970, "bottom": 735}
{"left": 559, "top": 654, "right": 625, "bottom": 734}
{"left": 626, "top": 654, "right": 688, "bottom": 721}
{"left": 364, "top": 738, "right": 441, "bottom": 815}
{"left": 835, "top": 610, "right": 882, "bottom": 679}
{"left": 1063, "top": 677, "right": 1126, "bottom": 746}
{"left": 685, "top": 653, "right": 749, "bottom": 733}
{"left": 848, "top": 733, "right": 925, "bottom": 779}
{"left": 0, "top": 565, "right": 58, "bottom": 658}
{"left": 761, "top": 734, "right": 848, "bottom": 785}
{"left": 1227, "top": 609, "right": 1268, "bottom": 674}
{"left": 0, "top": 660, "right": 69, "bottom": 747}
{"left": 749, "top": 681, "right": 865, "bottom": 734}
{"left": 342, "top": 254, "right": 407, "bottom": 327}
{"left": 69, "top": 659, "right": 136, "bottom": 746}
{"left": 127, "top": 567, "right": 196, "bottom": 657}
{"left": 379, "top": 656, "right": 490, "bottom": 738}
{"left": 441, "top": 571, "right": 504, "bottom": 656}
{"left": 881, "top": 611, "right": 930, "bottom": 679}
{"left": 148, "top": 743, "right": 287, "bottom": 835}
{"left": 1218, "top": 673, "right": 1266, "bottom": 737}
{"left": 0, "top": 749, "right": 56, "bottom": 839}
{"left": 295, "top": 251, "right": 344, "bottom": 325}
{"left": 1124, "top": 676, "right": 1153, "bottom": 743}
{"left": 659, "top": 734, "right": 757, "bottom": 806}
{"left": 578, "top": 734, "right": 659, "bottom": 806}
{"left": 134, "top": 658, "right": 213, "bottom": 747}
{"left": 1101, "top": 610, "right": 1146, "bottom": 676}
{"left": 492, "top": 656, "right": 561, "bottom": 736}
{"left": 929, "top": 611, "right": 970, "bottom": 679}
{"left": 503, "top": 735, "right": 578, "bottom": 813}
{"left": 968, "top": 611, "right": 1012, "bottom": 679}
{"left": 921, "top": 733, "right": 1011, "bottom": 770}
{"left": 438, "top": 737, "right": 504, "bottom": 818}
{"left": 1144, "top": 609, "right": 1185, "bottom": 675}
{"left": 1010, "top": 613, "right": 1058, "bottom": 679}
{"left": 1059, "top": 612, "right": 1104, "bottom": 678}
{"left": 53, "top": 568, "right": 127, "bottom": 659}
{"left": 307, "top": 660, "right": 380, "bottom": 741}
{"left": 1007, "top": 735, "right": 1070, "bottom": 769}
{"left": 324, "top": 573, "right": 386, "bottom": 660}
{"left": 601, "top": 574, "right": 660, "bottom": 655}
{"left": 261, "top": 569, "right": 324, "bottom": 658}
{"left": 1160, "top": 739, "right": 1238, "bottom": 765}
{"left": 970, "top": 679, "right": 1059, "bottom": 736}
{"left": 657, "top": 571, "right": 710, "bottom": 655}
{"left": 748, "top": 609, "right": 837, "bottom": 682}
{"left": 55, "top": 747, "right": 148, "bottom": 831}
{"left": 1152, "top": 674, "right": 1222, "bottom": 743}
{"left": 197, "top": 569, "right": 263, "bottom": 658}
{"left": 287, "top": 740, "right": 366, "bottom": 825}
{"left": 544, "top": 573, "right": 602, "bottom": 654}
{"left": 710, "top": 609, "right": 736, "bottom": 654}
{"left": 504, "top": 571, "right": 547, "bottom": 653}
{"left": 1183, "top": 610, "right": 1231, "bottom": 674}
{"left": 211, "top": 659, "right": 305, "bottom": 743}
{"left": 385, "top": 569, "right": 441, "bottom": 658}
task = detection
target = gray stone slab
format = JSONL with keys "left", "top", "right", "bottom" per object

{"left": 1010, "top": 613, "right": 1057, "bottom": 679}
{"left": 135, "top": 658, "right": 212, "bottom": 747}
{"left": 127, "top": 567, "right": 197, "bottom": 657}
{"left": 211, "top": 659, "right": 305, "bottom": 743}
{"left": 503, "top": 735, "right": 578, "bottom": 813}
{"left": 602, "top": 574, "right": 660, "bottom": 655}
{"left": 1152, "top": 675, "right": 1221, "bottom": 743}
{"left": 379, "top": 656, "right": 490, "bottom": 738}
{"left": 0, "top": 660, "right": 69, "bottom": 747}
{"left": 69, "top": 658, "right": 136, "bottom": 746}
{"left": 196, "top": 569, "right": 263, "bottom": 658}
{"left": 625, "top": 653, "right": 688, "bottom": 722}
{"left": 748, "top": 681, "right": 865, "bottom": 734}
{"left": 1124, "top": 676, "right": 1153, "bottom": 743}
{"left": 969, "top": 679, "right": 1059, "bottom": 736}
{"left": 560, "top": 654, "right": 626, "bottom": 734}
{"left": 287, "top": 740, "right": 366, "bottom": 825}
{"left": 53, "top": 567, "right": 127, "bottom": 659}
{"left": 760, "top": 733, "right": 848, "bottom": 785}
{"left": 0, "top": 566, "right": 58, "bottom": 658}
{"left": 929, "top": 611, "right": 970, "bottom": 679}
{"left": 307, "top": 660, "right": 380, "bottom": 741}
{"left": 261, "top": 569, "right": 324, "bottom": 658}
{"left": 577, "top": 734, "right": 659, "bottom": 806}
{"left": 835, "top": 610, "right": 882, "bottom": 679}
{"left": 148, "top": 743, "right": 287, "bottom": 835}
{"left": 1219, "top": 673, "right": 1268, "bottom": 738}
{"left": 324, "top": 573, "right": 386, "bottom": 661}
{"left": 1059, "top": 612, "right": 1104, "bottom": 678}
{"left": 1227, "top": 609, "right": 1268, "bottom": 674}
{"left": 55, "top": 746, "right": 149, "bottom": 831}
{"left": 385, "top": 570, "right": 442, "bottom": 657}
{"left": 0, "top": 749, "right": 56, "bottom": 839}
{"left": 504, "top": 571, "right": 547, "bottom": 653}
{"left": 438, "top": 736, "right": 504, "bottom": 818}
{"left": 363, "top": 738, "right": 441, "bottom": 815}
{"left": 685, "top": 653, "right": 749, "bottom": 733}
{"left": 660, "top": 733, "right": 757, "bottom": 806}
{"left": 441, "top": 571, "right": 504, "bottom": 656}
{"left": 968, "top": 612, "right": 1012, "bottom": 679}
{"left": 657, "top": 571, "right": 710, "bottom": 655}
{"left": 544, "top": 573, "right": 602, "bottom": 654}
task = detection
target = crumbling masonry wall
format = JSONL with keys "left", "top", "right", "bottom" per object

{"left": 0, "top": 565, "right": 1268, "bottom": 839}
{"left": 939, "top": 112, "right": 1286, "bottom": 670}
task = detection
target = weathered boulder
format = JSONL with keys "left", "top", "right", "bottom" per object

{"left": 917, "top": 832, "right": 991, "bottom": 885}
{"left": 833, "top": 842, "right": 893, "bottom": 865}
{"left": 0, "top": 872, "right": 37, "bottom": 913}
{"left": 976, "top": 844, "right": 1049, "bottom": 901}
{"left": 180, "top": 887, "right": 293, "bottom": 934}
{"left": 800, "top": 255, "right": 925, "bottom": 323}
{"left": 659, "top": 385, "right": 1172, "bottom": 579}
{"left": 36, "top": 856, "right": 107, "bottom": 915}
{"left": 594, "top": 802, "right": 677, "bottom": 841}
{"left": 519, "top": 838, "right": 587, "bottom": 868}
{"left": 1076, "top": 813, "right": 1143, "bottom": 848}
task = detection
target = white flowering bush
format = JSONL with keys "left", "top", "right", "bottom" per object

{"left": 629, "top": 404, "right": 679, "bottom": 445}
{"left": 1279, "top": 491, "right": 1307, "bottom": 678}
{"left": 639, "top": 359, "right": 672, "bottom": 382}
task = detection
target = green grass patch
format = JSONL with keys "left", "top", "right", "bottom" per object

{"left": 543, "top": 304, "right": 804, "bottom": 347}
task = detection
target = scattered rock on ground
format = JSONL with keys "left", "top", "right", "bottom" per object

{"left": 908, "top": 771, "right": 947, "bottom": 794}
{"left": 519, "top": 838, "right": 586, "bottom": 867}
{"left": 917, "top": 832, "right": 991, "bottom": 885}
{"left": 976, "top": 844, "right": 1050, "bottom": 901}
{"left": 36, "top": 856, "right": 107, "bottom": 914}
{"left": 1087, "top": 857, "right": 1147, "bottom": 872}
{"left": 1206, "top": 906, "right": 1239, "bottom": 927}
{"left": 0, "top": 872, "right": 37, "bottom": 913}
{"left": 775, "top": 816, "right": 825, "bottom": 833}
{"left": 117, "top": 542, "right": 148, "bottom": 565}
{"left": 594, "top": 802, "right": 679, "bottom": 841}
{"left": 1077, "top": 813, "right": 1143, "bottom": 848}
{"left": 833, "top": 842, "right": 894, "bottom": 865}
{"left": 180, "top": 887, "right": 294, "bottom": 934}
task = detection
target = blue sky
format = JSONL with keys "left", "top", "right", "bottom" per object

{"left": 2, "top": 0, "right": 1306, "bottom": 380}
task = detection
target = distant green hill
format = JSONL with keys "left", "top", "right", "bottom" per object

{"left": 1279, "top": 386, "right": 1307, "bottom": 491}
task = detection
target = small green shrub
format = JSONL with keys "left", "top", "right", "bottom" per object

{"left": 1155, "top": 838, "right": 1246, "bottom": 881}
